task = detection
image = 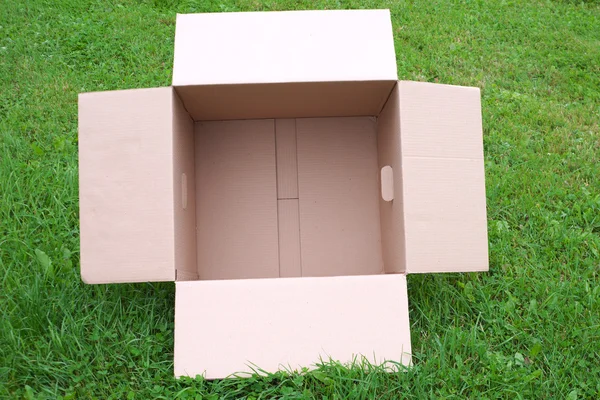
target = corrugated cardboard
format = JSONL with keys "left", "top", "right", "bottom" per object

{"left": 398, "top": 81, "right": 488, "bottom": 273}
{"left": 172, "top": 10, "right": 397, "bottom": 85}
{"left": 296, "top": 117, "right": 384, "bottom": 277}
{"left": 174, "top": 275, "right": 412, "bottom": 379}
{"left": 79, "top": 88, "right": 177, "bottom": 284}
{"left": 195, "top": 119, "right": 279, "bottom": 280}
{"left": 78, "top": 9, "right": 489, "bottom": 379}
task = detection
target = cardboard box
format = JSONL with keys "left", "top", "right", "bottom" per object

{"left": 78, "top": 9, "right": 488, "bottom": 379}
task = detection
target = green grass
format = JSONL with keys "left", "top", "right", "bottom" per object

{"left": 1, "top": 0, "right": 599, "bottom": 398}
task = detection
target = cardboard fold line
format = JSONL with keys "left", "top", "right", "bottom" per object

{"left": 277, "top": 199, "right": 302, "bottom": 278}
{"left": 275, "top": 119, "right": 299, "bottom": 199}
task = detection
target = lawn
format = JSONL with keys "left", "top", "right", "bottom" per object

{"left": 1, "top": 0, "right": 599, "bottom": 398}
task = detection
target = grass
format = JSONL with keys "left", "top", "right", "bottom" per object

{"left": 1, "top": 0, "right": 599, "bottom": 398}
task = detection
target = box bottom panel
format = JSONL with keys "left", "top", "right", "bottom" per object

{"left": 192, "top": 117, "right": 384, "bottom": 281}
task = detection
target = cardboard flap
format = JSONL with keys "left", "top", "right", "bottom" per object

{"left": 174, "top": 275, "right": 411, "bottom": 379}
{"left": 398, "top": 81, "right": 489, "bottom": 273}
{"left": 172, "top": 10, "right": 397, "bottom": 86}
{"left": 79, "top": 87, "right": 186, "bottom": 283}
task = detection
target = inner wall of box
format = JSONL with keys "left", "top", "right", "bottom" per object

{"left": 171, "top": 81, "right": 402, "bottom": 281}
{"left": 192, "top": 116, "right": 384, "bottom": 280}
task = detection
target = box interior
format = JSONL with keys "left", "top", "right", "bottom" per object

{"left": 80, "top": 10, "right": 487, "bottom": 288}
{"left": 173, "top": 81, "right": 403, "bottom": 281}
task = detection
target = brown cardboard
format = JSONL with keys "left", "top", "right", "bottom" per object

{"left": 78, "top": 9, "right": 489, "bottom": 379}
{"left": 195, "top": 119, "right": 279, "bottom": 280}
{"left": 174, "top": 275, "right": 412, "bottom": 379}
{"left": 174, "top": 81, "right": 397, "bottom": 121}
{"left": 277, "top": 199, "right": 302, "bottom": 278}
{"left": 172, "top": 10, "right": 397, "bottom": 86}
{"left": 172, "top": 90, "right": 197, "bottom": 281}
{"left": 79, "top": 88, "right": 177, "bottom": 284}
{"left": 377, "top": 83, "right": 407, "bottom": 274}
{"left": 398, "top": 81, "right": 488, "bottom": 273}
{"left": 275, "top": 119, "right": 299, "bottom": 200}
{"left": 296, "top": 117, "right": 384, "bottom": 277}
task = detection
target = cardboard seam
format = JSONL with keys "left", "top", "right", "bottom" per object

{"left": 403, "top": 155, "right": 484, "bottom": 161}
{"left": 375, "top": 80, "right": 398, "bottom": 117}
{"left": 397, "top": 89, "right": 409, "bottom": 274}
{"left": 407, "top": 268, "right": 489, "bottom": 274}
{"left": 170, "top": 92, "right": 178, "bottom": 282}
{"left": 293, "top": 119, "right": 300, "bottom": 200}
{"left": 274, "top": 119, "right": 282, "bottom": 278}
{"left": 275, "top": 119, "right": 302, "bottom": 277}
{"left": 173, "top": 80, "right": 398, "bottom": 89}
{"left": 191, "top": 122, "right": 200, "bottom": 281}
{"left": 172, "top": 86, "right": 197, "bottom": 122}
{"left": 293, "top": 119, "right": 303, "bottom": 277}
{"left": 399, "top": 80, "right": 482, "bottom": 92}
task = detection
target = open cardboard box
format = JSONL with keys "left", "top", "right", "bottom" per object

{"left": 78, "top": 10, "right": 489, "bottom": 379}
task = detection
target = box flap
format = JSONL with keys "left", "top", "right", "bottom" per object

{"left": 397, "top": 81, "right": 489, "bottom": 273}
{"left": 79, "top": 87, "right": 195, "bottom": 283}
{"left": 174, "top": 275, "right": 411, "bottom": 379}
{"left": 172, "top": 10, "right": 398, "bottom": 86}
